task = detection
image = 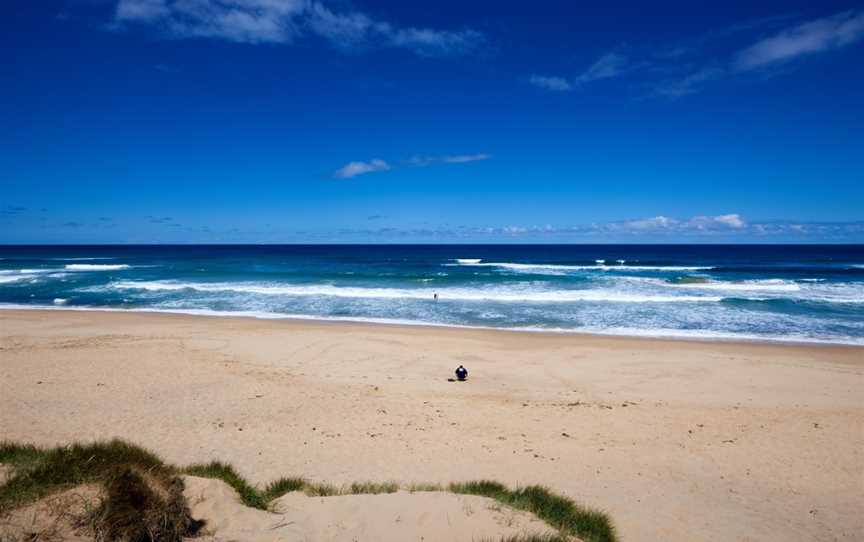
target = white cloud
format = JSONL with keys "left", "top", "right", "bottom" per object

{"left": 575, "top": 52, "right": 629, "bottom": 84}
{"left": 529, "top": 53, "right": 629, "bottom": 92}
{"left": 337, "top": 153, "right": 490, "bottom": 177}
{"left": 333, "top": 159, "right": 390, "bottom": 179}
{"left": 698, "top": 213, "right": 745, "bottom": 228}
{"left": 112, "top": 0, "right": 484, "bottom": 55}
{"left": 441, "top": 153, "right": 491, "bottom": 163}
{"left": 388, "top": 27, "right": 484, "bottom": 57}
{"left": 615, "top": 215, "right": 677, "bottom": 231}
{"left": 735, "top": 10, "right": 864, "bottom": 70}
{"left": 650, "top": 66, "right": 725, "bottom": 99}
{"left": 407, "top": 153, "right": 491, "bottom": 165}
{"left": 605, "top": 214, "right": 748, "bottom": 233}
{"left": 116, "top": 0, "right": 169, "bottom": 21}
{"left": 529, "top": 75, "right": 572, "bottom": 92}
{"left": 525, "top": 10, "right": 863, "bottom": 100}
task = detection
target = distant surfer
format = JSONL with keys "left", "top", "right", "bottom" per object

{"left": 434, "top": 292, "right": 438, "bottom": 301}
{"left": 455, "top": 365, "right": 468, "bottom": 381}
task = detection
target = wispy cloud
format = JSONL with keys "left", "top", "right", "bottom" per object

{"left": 530, "top": 9, "right": 864, "bottom": 99}
{"left": 734, "top": 10, "right": 864, "bottom": 70}
{"left": 335, "top": 153, "right": 490, "bottom": 178}
{"left": 649, "top": 66, "right": 726, "bottom": 99}
{"left": 112, "top": 0, "right": 484, "bottom": 56}
{"left": 530, "top": 52, "right": 629, "bottom": 92}
{"left": 654, "top": 10, "right": 864, "bottom": 98}
{"left": 575, "top": 52, "right": 629, "bottom": 84}
{"left": 529, "top": 75, "right": 572, "bottom": 92}
{"left": 333, "top": 159, "right": 390, "bottom": 179}
{"left": 405, "top": 153, "right": 491, "bottom": 166}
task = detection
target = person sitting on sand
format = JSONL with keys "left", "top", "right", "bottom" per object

{"left": 455, "top": 365, "right": 468, "bottom": 381}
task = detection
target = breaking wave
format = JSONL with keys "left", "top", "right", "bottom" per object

{"left": 106, "top": 280, "right": 722, "bottom": 303}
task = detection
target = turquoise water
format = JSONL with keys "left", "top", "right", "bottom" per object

{"left": 1, "top": 245, "right": 863, "bottom": 344}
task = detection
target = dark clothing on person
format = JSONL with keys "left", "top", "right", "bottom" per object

{"left": 455, "top": 365, "right": 468, "bottom": 381}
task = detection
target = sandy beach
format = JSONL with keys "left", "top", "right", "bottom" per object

{"left": 1, "top": 309, "right": 862, "bottom": 541}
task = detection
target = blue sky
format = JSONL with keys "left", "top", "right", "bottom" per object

{"left": 1, "top": 0, "right": 863, "bottom": 243}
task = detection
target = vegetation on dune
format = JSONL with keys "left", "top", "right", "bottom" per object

{"left": 449, "top": 481, "right": 616, "bottom": 542}
{"left": 85, "top": 467, "right": 204, "bottom": 542}
{"left": 181, "top": 460, "right": 268, "bottom": 509}
{"left": 0, "top": 440, "right": 172, "bottom": 513}
{"left": 0, "top": 440, "right": 203, "bottom": 542}
{"left": 0, "top": 439, "right": 616, "bottom": 542}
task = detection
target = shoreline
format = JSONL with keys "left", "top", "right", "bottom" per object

{"left": 3, "top": 304, "right": 863, "bottom": 349}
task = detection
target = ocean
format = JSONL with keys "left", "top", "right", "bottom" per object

{"left": 1, "top": 244, "right": 862, "bottom": 345}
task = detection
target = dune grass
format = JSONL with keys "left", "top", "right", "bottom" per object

{"left": 0, "top": 439, "right": 616, "bottom": 542}
{"left": 0, "top": 440, "right": 202, "bottom": 541}
{"left": 0, "top": 439, "right": 172, "bottom": 512}
{"left": 449, "top": 481, "right": 616, "bottom": 542}
{"left": 182, "top": 460, "right": 269, "bottom": 509}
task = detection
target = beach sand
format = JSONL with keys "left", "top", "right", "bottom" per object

{"left": 1, "top": 309, "right": 862, "bottom": 541}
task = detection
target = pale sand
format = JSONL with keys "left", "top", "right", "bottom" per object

{"left": 1, "top": 309, "right": 862, "bottom": 541}
{"left": 185, "top": 476, "right": 558, "bottom": 541}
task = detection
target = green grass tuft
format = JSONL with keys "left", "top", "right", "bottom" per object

{"left": 449, "top": 480, "right": 508, "bottom": 498}
{"left": 407, "top": 482, "right": 443, "bottom": 492}
{"left": 0, "top": 439, "right": 172, "bottom": 513}
{"left": 262, "top": 476, "right": 306, "bottom": 501}
{"left": 348, "top": 481, "right": 399, "bottom": 495}
{"left": 182, "top": 461, "right": 267, "bottom": 510}
{"left": 303, "top": 482, "right": 340, "bottom": 497}
{"left": 450, "top": 480, "right": 616, "bottom": 542}
{"left": 0, "top": 441, "right": 44, "bottom": 469}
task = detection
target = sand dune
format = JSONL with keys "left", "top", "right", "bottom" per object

{"left": 185, "top": 476, "right": 560, "bottom": 541}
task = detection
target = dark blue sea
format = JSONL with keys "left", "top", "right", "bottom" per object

{"left": 1, "top": 245, "right": 863, "bottom": 344}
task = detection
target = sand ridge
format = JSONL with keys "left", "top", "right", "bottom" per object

{"left": 185, "top": 476, "right": 561, "bottom": 541}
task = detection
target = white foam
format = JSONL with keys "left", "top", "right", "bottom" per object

{"left": 595, "top": 259, "right": 605, "bottom": 264}
{"left": 0, "top": 275, "right": 31, "bottom": 284}
{"left": 1, "top": 268, "right": 61, "bottom": 274}
{"left": 106, "top": 280, "right": 722, "bottom": 304}
{"left": 65, "top": 264, "right": 131, "bottom": 271}
{"left": 53, "top": 298, "right": 68, "bottom": 305}
{"left": 455, "top": 258, "right": 482, "bottom": 264}
{"left": 456, "top": 262, "right": 714, "bottom": 273}
{"left": 1, "top": 303, "right": 861, "bottom": 346}
{"left": 671, "top": 279, "right": 801, "bottom": 292}
{"left": 626, "top": 277, "right": 863, "bottom": 303}
{"left": 566, "top": 326, "right": 864, "bottom": 346}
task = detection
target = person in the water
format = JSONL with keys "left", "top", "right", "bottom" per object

{"left": 455, "top": 365, "right": 468, "bottom": 381}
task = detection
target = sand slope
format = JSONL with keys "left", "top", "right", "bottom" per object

{"left": 1, "top": 310, "right": 862, "bottom": 541}
{"left": 185, "top": 476, "right": 560, "bottom": 541}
